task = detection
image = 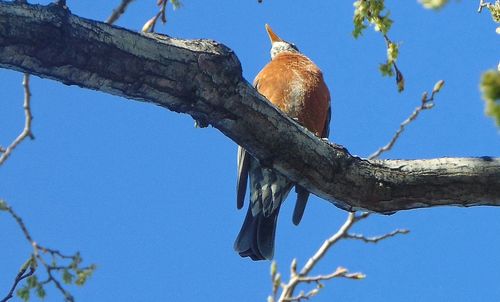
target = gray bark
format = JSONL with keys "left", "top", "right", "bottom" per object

{"left": 0, "top": 1, "right": 499, "bottom": 213}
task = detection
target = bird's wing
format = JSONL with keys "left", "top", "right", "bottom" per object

{"left": 322, "top": 101, "right": 331, "bottom": 138}
{"left": 237, "top": 146, "right": 250, "bottom": 209}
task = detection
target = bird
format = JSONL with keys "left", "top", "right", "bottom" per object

{"left": 234, "top": 24, "right": 331, "bottom": 260}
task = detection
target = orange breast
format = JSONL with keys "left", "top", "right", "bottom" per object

{"left": 253, "top": 52, "right": 330, "bottom": 137}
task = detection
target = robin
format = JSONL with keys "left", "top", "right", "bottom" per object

{"left": 234, "top": 24, "right": 331, "bottom": 260}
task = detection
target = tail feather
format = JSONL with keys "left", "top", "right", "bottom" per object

{"left": 234, "top": 204, "right": 280, "bottom": 261}
{"left": 235, "top": 157, "right": 292, "bottom": 261}
{"left": 292, "top": 185, "right": 310, "bottom": 225}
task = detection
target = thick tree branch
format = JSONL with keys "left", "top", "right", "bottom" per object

{"left": 0, "top": 1, "right": 499, "bottom": 213}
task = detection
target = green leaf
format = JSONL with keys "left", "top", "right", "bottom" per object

{"left": 17, "top": 286, "right": 30, "bottom": 302}
{"left": 488, "top": 2, "right": 500, "bottom": 23}
{"left": 379, "top": 62, "right": 394, "bottom": 77}
{"left": 26, "top": 275, "right": 38, "bottom": 289}
{"left": 170, "top": 0, "right": 182, "bottom": 9}
{"left": 75, "top": 266, "right": 95, "bottom": 286}
{"left": 63, "top": 269, "right": 74, "bottom": 284}
{"left": 36, "top": 284, "right": 46, "bottom": 299}
{"left": 480, "top": 70, "right": 500, "bottom": 126}
{"left": 387, "top": 42, "right": 399, "bottom": 63}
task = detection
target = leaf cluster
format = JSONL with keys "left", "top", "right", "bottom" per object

{"left": 480, "top": 70, "right": 500, "bottom": 126}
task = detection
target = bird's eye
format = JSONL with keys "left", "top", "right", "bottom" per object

{"left": 290, "top": 43, "right": 299, "bottom": 51}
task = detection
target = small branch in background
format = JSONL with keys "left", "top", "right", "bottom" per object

{"left": 480, "top": 69, "right": 500, "bottom": 126}
{"left": 272, "top": 79, "right": 443, "bottom": 300}
{"left": 282, "top": 267, "right": 364, "bottom": 302}
{"left": 0, "top": 73, "right": 34, "bottom": 166}
{"left": 142, "top": 0, "right": 181, "bottom": 33}
{"left": 272, "top": 212, "right": 408, "bottom": 302}
{"left": 0, "top": 200, "right": 95, "bottom": 302}
{"left": 106, "top": 0, "right": 135, "bottom": 25}
{"left": 369, "top": 80, "right": 444, "bottom": 160}
{"left": 477, "top": 0, "right": 500, "bottom": 33}
{"left": 478, "top": 0, "right": 491, "bottom": 12}
{"left": 298, "top": 212, "right": 367, "bottom": 278}
{"left": 345, "top": 229, "right": 410, "bottom": 243}
{"left": 0, "top": 258, "right": 36, "bottom": 302}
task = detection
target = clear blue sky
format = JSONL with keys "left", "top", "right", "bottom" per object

{"left": 1, "top": 1, "right": 499, "bottom": 301}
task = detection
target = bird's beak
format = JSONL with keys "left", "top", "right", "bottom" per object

{"left": 265, "top": 24, "right": 283, "bottom": 43}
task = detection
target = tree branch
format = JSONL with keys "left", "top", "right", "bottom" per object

{"left": 106, "top": 0, "right": 135, "bottom": 25}
{"left": 0, "top": 73, "right": 33, "bottom": 166}
{"left": 0, "top": 1, "right": 499, "bottom": 213}
{"left": 369, "top": 80, "right": 443, "bottom": 159}
{"left": 0, "top": 257, "right": 35, "bottom": 302}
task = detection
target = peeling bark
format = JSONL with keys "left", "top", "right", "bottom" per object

{"left": 0, "top": 1, "right": 499, "bottom": 213}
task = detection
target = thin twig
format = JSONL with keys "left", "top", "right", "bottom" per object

{"left": 478, "top": 0, "right": 490, "bottom": 12}
{"left": 142, "top": 0, "right": 169, "bottom": 32}
{"left": 368, "top": 80, "right": 443, "bottom": 160}
{"left": 36, "top": 255, "right": 74, "bottom": 302}
{"left": 278, "top": 209, "right": 409, "bottom": 301}
{"left": 277, "top": 82, "right": 440, "bottom": 302}
{"left": 3, "top": 201, "right": 35, "bottom": 243}
{"left": 278, "top": 213, "right": 360, "bottom": 300}
{"left": 106, "top": 0, "right": 135, "bottom": 25}
{"left": 345, "top": 229, "right": 410, "bottom": 243}
{"left": 0, "top": 74, "right": 34, "bottom": 166}
{"left": 300, "top": 213, "right": 357, "bottom": 276}
{"left": 296, "top": 267, "right": 365, "bottom": 283}
{"left": 0, "top": 258, "right": 35, "bottom": 302}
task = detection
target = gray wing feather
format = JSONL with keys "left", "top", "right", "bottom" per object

{"left": 234, "top": 156, "right": 293, "bottom": 260}
{"left": 237, "top": 146, "right": 250, "bottom": 209}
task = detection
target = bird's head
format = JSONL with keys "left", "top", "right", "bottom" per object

{"left": 265, "top": 24, "right": 300, "bottom": 59}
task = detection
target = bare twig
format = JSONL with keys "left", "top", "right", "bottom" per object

{"left": 369, "top": 80, "right": 444, "bottom": 159}
{"left": 345, "top": 229, "right": 410, "bottom": 243}
{"left": 275, "top": 80, "right": 438, "bottom": 300}
{"left": 106, "top": 0, "right": 135, "bottom": 25}
{"left": 297, "top": 267, "right": 365, "bottom": 283}
{"left": 276, "top": 210, "right": 408, "bottom": 301}
{"left": 478, "top": 0, "right": 490, "bottom": 12}
{"left": 0, "top": 73, "right": 34, "bottom": 166}
{"left": 142, "top": 0, "right": 169, "bottom": 33}
{"left": 277, "top": 213, "right": 366, "bottom": 301}
{"left": 298, "top": 212, "right": 367, "bottom": 277}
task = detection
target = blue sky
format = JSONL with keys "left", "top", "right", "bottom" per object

{"left": 1, "top": 1, "right": 499, "bottom": 301}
